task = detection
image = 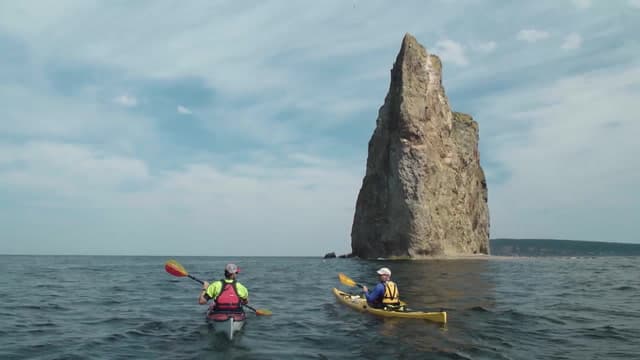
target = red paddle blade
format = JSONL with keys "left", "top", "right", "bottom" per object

{"left": 255, "top": 309, "right": 272, "bottom": 316}
{"left": 165, "top": 259, "right": 188, "bottom": 277}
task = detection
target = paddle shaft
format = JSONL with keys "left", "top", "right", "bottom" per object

{"left": 242, "top": 303, "right": 259, "bottom": 313}
{"left": 188, "top": 274, "right": 204, "bottom": 285}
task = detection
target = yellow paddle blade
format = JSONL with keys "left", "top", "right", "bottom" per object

{"left": 165, "top": 259, "right": 188, "bottom": 277}
{"left": 338, "top": 272, "right": 357, "bottom": 287}
{"left": 255, "top": 309, "right": 272, "bottom": 316}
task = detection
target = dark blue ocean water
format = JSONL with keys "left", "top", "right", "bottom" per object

{"left": 1, "top": 255, "right": 639, "bottom": 359}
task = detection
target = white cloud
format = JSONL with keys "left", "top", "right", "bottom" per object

{"left": 571, "top": 0, "right": 592, "bottom": 9}
{"left": 433, "top": 39, "right": 468, "bottom": 66}
{"left": 177, "top": 105, "right": 192, "bottom": 115}
{"left": 561, "top": 33, "right": 583, "bottom": 50}
{"left": 482, "top": 66, "right": 640, "bottom": 241}
{"left": 473, "top": 41, "right": 497, "bottom": 54}
{"left": 0, "top": 1, "right": 463, "bottom": 99}
{"left": 629, "top": 0, "right": 640, "bottom": 8}
{"left": 113, "top": 94, "right": 137, "bottom": 107}
{"left": 205, "top": 101, "right": 298, "bottom": 145}
{"left": 0, "top": 84, "right": 153, "bottom": 145}
{"left": 293, "top": 96, "right": 374, "bottom": 122}
{"left": 0, "top": 140, "right": 361, "bottom": 255}
{"left": 517, "top": 29, "right": 550, "bottom": 43}
{"left": 0, "top": 142, "right": 150, "bottom": 195}
{"left": 288, "top": 152, "right": 337, "bottom": 167}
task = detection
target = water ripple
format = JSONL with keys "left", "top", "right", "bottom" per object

{"left": 1, "top": 255, "right": 639, "bottom": 359}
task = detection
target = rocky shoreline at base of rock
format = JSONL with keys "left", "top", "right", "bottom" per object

{"left": 323, "top": 252, "right": 355, "bottom": 259}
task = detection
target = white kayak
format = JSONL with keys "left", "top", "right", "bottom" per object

{"left": 206, "top": 309, "right": 246, "bottom": 340}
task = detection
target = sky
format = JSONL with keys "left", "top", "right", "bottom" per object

{"left": 0, "top": 1, "right": 639, "bottom": 256}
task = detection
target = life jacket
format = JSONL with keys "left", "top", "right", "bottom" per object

{"left": 382, "top": 281, "right": 400, "bottom": 305}
{"left": 213, "top": 279, "right": 242, "bottom": 311}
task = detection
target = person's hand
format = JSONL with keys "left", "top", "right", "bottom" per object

{"left": 201, "top": 281, "right": 209, "bottom": 291}
{"left": 362, "top": 286, "right": 368, "bottom": 293}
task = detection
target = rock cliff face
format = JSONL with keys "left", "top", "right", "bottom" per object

{"left": 350, "top": 33, "right": 489, "bottom": 259}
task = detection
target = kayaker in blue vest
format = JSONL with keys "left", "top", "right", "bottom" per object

{"left": 362, "top": 267, "right": 401, "bottom": 309}
{"left": 198, "top": 263, "right": 249, "bottom": 311}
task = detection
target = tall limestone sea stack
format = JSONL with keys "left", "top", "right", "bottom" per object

{"left": 351, "top": 33, "right": 490, "bottom": 259}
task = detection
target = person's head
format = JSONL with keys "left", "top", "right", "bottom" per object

{"left": 376, "top": 267, "right": 391, "bottom": 281}
{"left": 224, "top": 263, "right": 240, "bottom": 278}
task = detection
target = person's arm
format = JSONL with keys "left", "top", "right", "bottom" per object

{"left": 364, "top": 283, "right": 384, "bottom": 303}
{"left": 198, "top": 281, "right": 210, "bottom": 304}
{"left": 237, "top": 282, "right": 249, "bottom": 304}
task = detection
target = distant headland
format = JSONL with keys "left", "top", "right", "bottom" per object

{"left": 489, "top": 238, "right": 640, "bottom": 257}
{"left": 325, "top": 238, "right": 640, "bottom": 258}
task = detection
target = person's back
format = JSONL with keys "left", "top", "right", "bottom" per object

{"left": 209, "top": 278, "right": 248, "bottom": 311}
{"left": 362, "top": 267, "right": 400, "bottom": 308}
{"left": 198, "top": 263, "right": 249, "bottom": 312}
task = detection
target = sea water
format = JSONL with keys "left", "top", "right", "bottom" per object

{"left": 1, "top": 255, "right": 638, "bottom": 359}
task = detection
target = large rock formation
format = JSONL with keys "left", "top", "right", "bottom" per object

{"left": 350, "top": 33, "right": 489, "bottom": 259}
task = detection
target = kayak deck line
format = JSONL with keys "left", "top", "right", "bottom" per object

{"left": 332, "top": 288, "right": 447, "bottom": 324}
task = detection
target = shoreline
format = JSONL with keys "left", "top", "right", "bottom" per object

{"left": 380, "top": 254, "right": 521, "bottom": 261}
{"left": 357, "top": 254, "right": 619, "bottom": 261}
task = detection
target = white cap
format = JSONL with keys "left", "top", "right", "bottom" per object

{"left": 376, "top": 267, "right": 391, "bottom": 276}
{"left": 225, "top": 263, "right": 239, "bottom": 274}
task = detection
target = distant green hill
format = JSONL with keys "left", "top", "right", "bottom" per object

{"left": 490, "top": 238, "right": 640, "bottom": 257}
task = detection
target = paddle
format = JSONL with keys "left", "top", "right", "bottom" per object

{"left": 338, "top": 272, "right": 365, "bottom": 289}
{"left": 242, "top": 303, "right": 272, "bottom": 316}
{"left": 165, "top": 259, "right": 205, "bottom": 284}
{"left": 164, "top": 259, "right": 272, "bottom": 316}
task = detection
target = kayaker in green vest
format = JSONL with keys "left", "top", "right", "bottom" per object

{"left": 362, "top": 267, "right": 401, "bottom": 309}
{"left": 198, "top": 263, "right": 249, "bottom": 311}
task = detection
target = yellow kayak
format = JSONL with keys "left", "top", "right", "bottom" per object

{"left": 332, "top": 288, "right": 447, "bottom": 324}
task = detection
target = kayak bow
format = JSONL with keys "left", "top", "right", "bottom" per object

{"left": 206, "top": 308, "right": 246, "bottom": 340}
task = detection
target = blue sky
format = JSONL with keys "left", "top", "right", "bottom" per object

{"left": 1, "top": 0, "right": 639, "bottom": 256}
